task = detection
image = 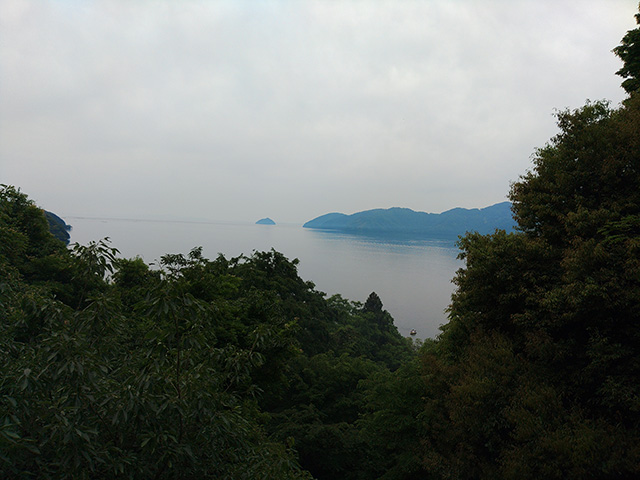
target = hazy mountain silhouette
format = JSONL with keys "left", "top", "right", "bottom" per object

{"left": 303, "top": 202, "right": 516, "bottom": 238}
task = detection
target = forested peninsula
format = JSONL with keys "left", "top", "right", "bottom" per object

{"left": 303, "top": 202, "right": 515, "bottom": 237}
{"left": 43, "top": 210, "right": 71, "bottom": 245}
{"left": 2, "top": 8, "right": 640, "bottom": 479}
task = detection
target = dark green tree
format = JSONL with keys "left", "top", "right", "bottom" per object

{"left": 0, "top": 185, "right": 67, "bottom": 276}
{"left": 614, "top": 3, "right": 640, "bottom": 95}
{"left": 363, "top": 291, "right": 383, "bottom": 313}
{"left": 414, "top": 85, "right": 640, "bottom": 479}
{"left": 0, "top": 190, "right": 316, "bottom": 479}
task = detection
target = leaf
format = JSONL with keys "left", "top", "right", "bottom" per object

{"left": 2, "top": 429, "right": 21, "bottom": 440}
{"left": 24, "top": 443, "right": 41, "bottom": 455}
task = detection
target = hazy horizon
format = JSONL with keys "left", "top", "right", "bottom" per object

{"left": 1, "top": 1, "right": 637, "bottom": 223}
{"left": 59, "top": 198, "right": 512, "bottom": 225}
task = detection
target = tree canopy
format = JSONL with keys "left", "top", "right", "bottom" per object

{"left": 0, "top": 185, "right": 415, "bottom": 479}
{"left": 411, "top": 58, "right": 640, "bottom": 480}
{"left": 614, "top": 4, "right": 640, "bottom": 95}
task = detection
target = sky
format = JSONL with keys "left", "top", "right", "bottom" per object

{"left": 1, "top": 0, "right": 638, "bottom": 224}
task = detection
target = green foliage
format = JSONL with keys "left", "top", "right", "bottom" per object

{"left": 0, "top": 194, "right": 316, "bottom": 478}
{"left": 0, "top": 188, "right": 418, "bottom": 478}
{"left": 1, "top": 286, "right": 297, "bottom": 478}
{"left": 508, "top": 97, "right": 640, "bottom": 415}
{"left": 363, "top": 291, "right": 383, "bottom": 313}
{"left": 614, "top": 3, "right": 640, "bottom": 95}
{"left": 412, "top": 74, "right": 640, "bottom": 478}
{"left": 0, "top": 185, "right": 66, "bottom": 273}
{"left": 510, "top": 100, "right": 638, "bottom": 245}
{"left": 268, "top": 352, "right": 383, "bottom": 480}
{"left": 359, "top": 356, "right": 430, "bottom": 480}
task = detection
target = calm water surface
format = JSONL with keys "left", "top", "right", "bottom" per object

{"left": 67, "top": 218, "right": 463, "bottom": 338}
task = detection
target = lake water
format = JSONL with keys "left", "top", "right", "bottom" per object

{"left": 66, "top": 217, "right": 463, "bottom": 339}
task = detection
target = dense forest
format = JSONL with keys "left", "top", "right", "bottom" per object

{"left": 2, "top": 7, "right": 640, "bottom": 479}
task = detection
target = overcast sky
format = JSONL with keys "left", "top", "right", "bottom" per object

{"left": 1, "top": 1, "right": 637, "bottom": 224}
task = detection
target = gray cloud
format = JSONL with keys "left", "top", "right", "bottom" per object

{"left": 0, "top": 0, "right": 636, "bottom": 223}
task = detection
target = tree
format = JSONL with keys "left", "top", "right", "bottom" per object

{"left": 0, "top": 189, "right": 314, "bottom": 478}
{"left": 415, "top": 83, "right": 640, "bottom": 478}
{"left": 415, "top": 12, "right": 640, "bottom": 473}
{"left": 359, "top": 355, "right": 430, "bottom": 480}
{"left": 0, "top": 185, "right": 66, "bottom": 271}
{"left": 614, "top": 3, "right": 640, "bottom": 95}
{"left": 363, "top": 291, "right": 383, "bottom": 313}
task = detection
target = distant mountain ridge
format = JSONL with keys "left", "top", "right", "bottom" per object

{"left": 303, "top": 202, "right": 516, "bottom": 237}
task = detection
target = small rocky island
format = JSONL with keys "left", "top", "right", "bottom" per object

{"left": 256, "top": 217, "right": 276, "bottom": 225}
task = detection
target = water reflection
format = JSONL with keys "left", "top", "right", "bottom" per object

{"left": 299, "top": 229, "right": 462, "bottom": 339}
{"left": 306, "top": 228, "right": 460, "bottom": 256}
